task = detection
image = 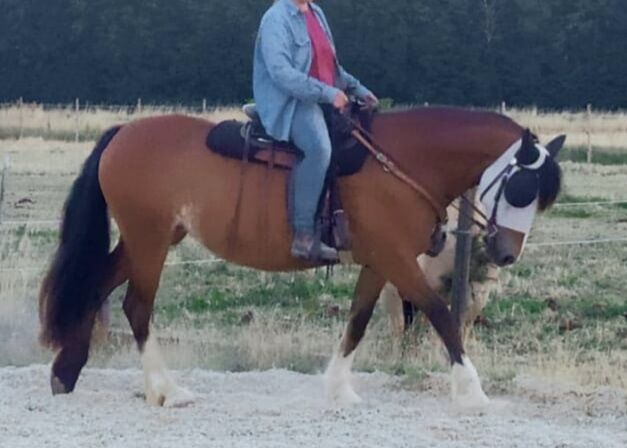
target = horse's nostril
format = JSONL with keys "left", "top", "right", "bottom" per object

{"left": 501, "top": 255, "right": 515, "bottom": 266}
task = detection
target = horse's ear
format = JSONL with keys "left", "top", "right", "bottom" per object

{"left": 545, "top": 134, "right": 567, "bottom": 158}
{"left": 518, "top": 129, "right": 540, "bottom": 165}
{"left": 521, "top": 128, "right": 534, "bottom": 147}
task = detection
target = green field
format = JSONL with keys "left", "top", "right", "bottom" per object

{"left": 0, "top": 137, "right": 625, "bottom": 393}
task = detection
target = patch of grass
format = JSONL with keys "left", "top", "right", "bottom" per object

{"left": 559, "top": 146, "right": 627, "bottom": 165}
{"left": 548, "top": 207, "right": 598, "bottom": 219}
{"left": 575, "top": 298, "right": 627, "bottom": 320}
{"left": 484, "top": 295, "right": 547, "bottom": 319}
{"left": 556, "top": 193, "right": 608, "bottom": 204}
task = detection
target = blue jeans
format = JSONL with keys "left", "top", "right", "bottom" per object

{"left": 289, "top": 102, "right": 332, "bottom": 234}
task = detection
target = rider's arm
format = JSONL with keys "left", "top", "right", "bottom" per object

{"left": 259, "top": 15, "right": 340, "bottom": 104}
{"left": 336, "top": 65, "right": 372, "bottom": 99}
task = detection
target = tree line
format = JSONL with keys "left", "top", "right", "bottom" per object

{"left": 1, "top": 0, "right": 625, "bottom": 108}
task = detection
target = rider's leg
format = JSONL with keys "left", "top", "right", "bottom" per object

{"left": 289, "top": 101, "right": 337, "bottom": 261}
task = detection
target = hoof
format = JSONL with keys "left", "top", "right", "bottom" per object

{"left": 146, "top": 382, "right": 196, "bottom": 408}
{"left": 51, "top": 375, "right": 69, "bottom": 395}
{"left": 164, "top": 386, "right": 196, "bottom": 408}
{"left": 331, "top": 384, "right": 363, "bottom": 406}
{"left": 453, "top": 388, "right": 490, "bottom": 409}
{"left": 325, "top": 376, "right": 363, "bottom": 407}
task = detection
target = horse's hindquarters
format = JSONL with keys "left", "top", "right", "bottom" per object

{"left": 98, "top": 115, "right": 312, "bottom": 272}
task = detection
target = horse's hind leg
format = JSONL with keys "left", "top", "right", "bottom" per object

{"left": 325, "top": 266, "right": 386, "bottom": 404}
{"left": 120, "top": 225, "right": 194, "bottom": 407}
{"left": 49, "top": 244, "right": 129, "bottom": 394}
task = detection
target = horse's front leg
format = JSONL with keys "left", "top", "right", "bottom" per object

{"left": 396, "top": 261, "right": 489, "bottom": 407}
{"left": 325, "top": 266, "right": 386, "bottom": 405}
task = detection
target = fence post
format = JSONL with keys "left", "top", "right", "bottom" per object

{"left": 451, "top": 188, "right": 475, "bottom": 330}
{"left": 137, "top": 98, "right": 142, "bottom": 115}
{"left": 500, "top": 101, "right": 507, "bottom": 115}
{"left": 18, "top": 97, "right": 24, "bottom": 139}
{"left": 74, "top": 98, "right": 80, "bottom": 142}
{"left": 202, "top": 98, "right": 207, "bottom": 114}
{"left": 586, "top": 104, "right": 593, "bottom": 164}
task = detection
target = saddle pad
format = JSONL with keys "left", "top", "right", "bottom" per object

{"left": 206, "top": 119, "right": 369, "bottom": 177}
{"left": 206, "top": 120, "right": 299, "bottom": 169}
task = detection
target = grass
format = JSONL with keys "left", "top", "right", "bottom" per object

{"left": 0, "top": 135, "right": 625, "bottom": 393}
{"left": 559, "top": 146, "right": 627, "bottom": 165}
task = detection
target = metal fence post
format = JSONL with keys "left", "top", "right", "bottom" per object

{"left": 451, "top": 188, "right": 475, "bottom": 329}
{"left": 0, "top": 156, "right": 11, "bottom": 224}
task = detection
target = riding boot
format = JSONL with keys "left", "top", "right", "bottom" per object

{"left": 291, "top": 231, "right": 339, "bottom": 262}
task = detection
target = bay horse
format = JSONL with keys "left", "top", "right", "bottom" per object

{"left": 39, "top": 106, "right": 564, "bottom": 408}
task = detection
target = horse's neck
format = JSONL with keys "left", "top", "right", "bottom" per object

{"left": 371, "top": 108, "right": 522, "bottom": 204}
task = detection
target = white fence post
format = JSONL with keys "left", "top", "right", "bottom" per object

{"left": 18, "top": 97, "right": 24, "bottom": 139}
{"left": 74, "top": 98, "right": 80, "bottom": 142}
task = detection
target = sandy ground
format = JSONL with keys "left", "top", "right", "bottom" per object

{"left": 0, "top": 366, "right": 625, "bottom": 448}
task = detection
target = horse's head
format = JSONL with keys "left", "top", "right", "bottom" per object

{"left": 479, "top": 130, "right": 565, "bottom": 266}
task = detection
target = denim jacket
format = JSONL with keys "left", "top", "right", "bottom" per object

{"left": 253, "top": 0, "right": 372, "bottom": 141}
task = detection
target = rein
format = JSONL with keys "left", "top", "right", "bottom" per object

{"left": 348, "top": 113, "right": 537, "bottom": 239}
{"left": 348, "top": 118, "right": 449, "bottom": 224}
{"left": 349, "top": 115, "right": 489, "bottom": 232}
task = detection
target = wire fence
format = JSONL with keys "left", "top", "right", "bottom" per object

{"left": 0, "top": 212, "right": 625, "bottom": 275}
{"left": 2, "top": 100, "right": 627, "bottom": 160}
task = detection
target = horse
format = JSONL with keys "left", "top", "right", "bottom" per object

{"left": 382, "top": 196, "right": 501, "bottom": 340}
{"left": 39, "top": 106, "right": 564, "bottom": 408}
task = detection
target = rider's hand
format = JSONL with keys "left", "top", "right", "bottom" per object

{"left": 333, "top": 91, "right": 349, "bottom": 110}
{"left": 363, "top": 92, "right": 379, "bottom": 109}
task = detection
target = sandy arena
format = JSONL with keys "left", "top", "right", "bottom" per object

{"left": 1, "top": 365, "right": 625, "bottom": 447}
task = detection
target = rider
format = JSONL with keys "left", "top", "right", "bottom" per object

{"left": 253, "top": 0, "right": 378, "bottom": 261}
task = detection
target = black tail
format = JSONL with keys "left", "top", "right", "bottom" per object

{"left": 40, "top": 126, "right": 122, "bottom": 349}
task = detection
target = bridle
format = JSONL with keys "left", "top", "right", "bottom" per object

{"left": 470, "top": 135, "right": 547, "bottom": 237}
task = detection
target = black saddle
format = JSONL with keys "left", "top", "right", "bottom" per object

{"left": 206, "top": 102, "right": 372, "bottom": 177}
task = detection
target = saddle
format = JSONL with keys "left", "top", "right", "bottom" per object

{"left": 206, "top": 102, "right": 373, "bottom": 254}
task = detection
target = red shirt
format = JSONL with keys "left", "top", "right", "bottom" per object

{"left": 304, "top": 8, "right": 336, "bottom": 86}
